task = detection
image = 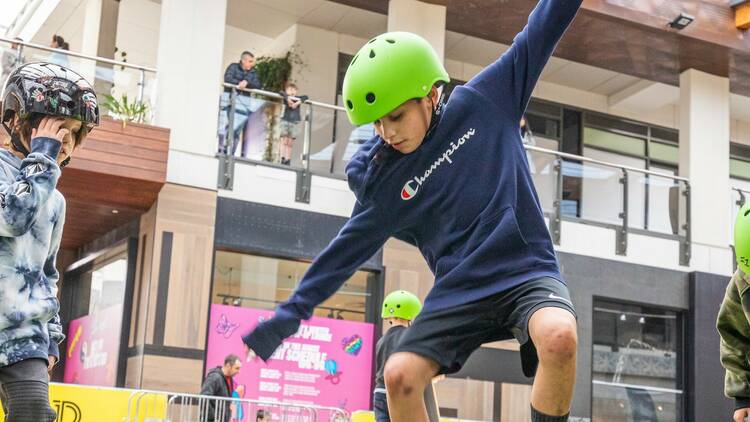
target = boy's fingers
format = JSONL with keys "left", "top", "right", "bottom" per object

{"left": 31, "top": 128, "right": 37, "bottom": 138}
{"left": 50, "top": 118, "right": 65, "bottom": 132}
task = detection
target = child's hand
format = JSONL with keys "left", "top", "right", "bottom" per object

{"left": 244, "top": 344, "right": 257, "bottom": 362}
{"left": 47, "top": 355, "right": 57, "bottom": 373}
{"left": 32, "top": 116, "right": 67, "bottom": 143}
{"left": 734, "top": 407, "right": 750, "bottom": 422}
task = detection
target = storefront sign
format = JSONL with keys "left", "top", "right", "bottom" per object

{"left": 206, "top": 304, "right": 375, "bottom": 418}
{"left": 63, "top": 305, "right": 123, "bottom": 387}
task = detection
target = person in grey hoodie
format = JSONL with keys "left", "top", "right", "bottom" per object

{"left": 0, "top": 62, "right": 99, "bottom": 421}
{"left": 200, "top": 354, "right": 242, "bottom": 422}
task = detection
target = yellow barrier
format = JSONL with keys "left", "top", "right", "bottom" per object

{"left": 352, "top": 410, "right": 464, "bottom": 422}
{"left": 0, "top": 382, "right": 168, "bottom": 422}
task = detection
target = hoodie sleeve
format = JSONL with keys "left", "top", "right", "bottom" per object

{"left": 465, "top": 0, "right": 582, "bottom": 121}
{"left": 243, "top": 202, "right": 391, "bottom": 361}
{"left": 0, "top": 137, "right": 62, "bottom": 237}
{"left": 46, "top": 198, "right": 66, "bottom": 358}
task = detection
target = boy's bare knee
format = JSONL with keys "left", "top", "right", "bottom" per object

{"left": 536, "top": 320, "right": 577, "bottom": 365}
{"left": 383, "top": 353, "right": 433, "bottom": 398}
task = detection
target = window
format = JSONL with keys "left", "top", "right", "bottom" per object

{"left": 527, "top": 99, "right": 562, "bottom": 140}
{"left": 212, "top": 251, "right": 377, "bottom": 322}
{"left": 592, "top": 299, "right": 683, "bottom": 422}
{"left": 59, "top": 241, "right": 133, "bottom": 387}
{"left": 731, "top": 143, "right": 750, "bottom": 181}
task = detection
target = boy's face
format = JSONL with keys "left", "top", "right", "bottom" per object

{"left": 13, "top": 116, "right": 83, "bottom": 165}
{"left": 373, "top": 86, "right": 439, "bottom": 155}
{"left": 286, "top": 86, "right": 297, "bottom": 96}
{"left": 57, "top": 119, "right": 83, "bottom": 164}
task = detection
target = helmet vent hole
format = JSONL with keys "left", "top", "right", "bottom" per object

{"left": 351, "top": 55, "right": 358, "bottom": 66}
{"left": 369, "top": 50, "right": 376, "bottom": 59}
{"left": 346, "top": 100, "right": 354, "bottom": 110}
{"left": 745, "top": 209, "right": 750, "bottom": 217}
{"left": 366, "top": 93, "right": 376, "bottom": 103}
{"left": 396, "top": 304, "right": 401, "bottom": 308}
{"left": 368, "top": 38, "right": 377, "bottom": 44}
{"left": 386, "top": 39, "right": 395, "bottom": 44}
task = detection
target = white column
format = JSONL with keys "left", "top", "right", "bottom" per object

{"left": 387, "top": 0, "right": 446, "bottom": 62}
{"left": 78, "top": 0, "right": 102, "bottom": 83}
{"left": 679, "top": 69, "right": 731, "bottom": 250}
{"left": 154, "top": 0, "right": 227, "bottom": 157}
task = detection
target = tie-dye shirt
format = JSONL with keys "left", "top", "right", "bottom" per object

{"left": 0, "top": 137, "right": 65, "bottom": 367}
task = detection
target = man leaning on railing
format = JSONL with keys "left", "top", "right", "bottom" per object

{"left": 219, "top": 51, "right": 262, "bottom": 156}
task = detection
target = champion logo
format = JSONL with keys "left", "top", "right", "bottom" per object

{"left": 400, "top": 128, "right": 476, "bottom": 201}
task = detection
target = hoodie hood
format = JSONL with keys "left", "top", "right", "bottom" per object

{"left": 208, "top": 366, "right": 225, "bottom": 378}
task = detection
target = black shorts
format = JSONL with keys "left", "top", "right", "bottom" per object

{"left": 394, "top": 277, "right": 576, "bottom": 378}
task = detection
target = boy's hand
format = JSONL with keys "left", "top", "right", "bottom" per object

{"left": 238, "top": 80, "right": 248, "bottom": 89}
{"left": 734, "top": 407, "right": 750, "bottom": 422}
{"left": 32, "top": 116, "right": 68, "bottom": 143}
{"left": 47, "top": 355, "right": 57, "bottom": 373}
{"left": 244, "top": 344, "right": 257, "bottom": 362}
{"left": 286, "top": 98, "right": 301, "bottom": 109}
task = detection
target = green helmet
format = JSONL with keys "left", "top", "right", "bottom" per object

{"left": 382, "top": 290, "right": 422, "bottom": 320}
{"left": 736, "top": 202, "right": 750, "bottom": 274}
{"left": 342, "top": 31, "right": 450, "bottom": 126}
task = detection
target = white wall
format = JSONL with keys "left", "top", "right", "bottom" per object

{"left": 116, "top": 0, "right": 160, "bottom": 68}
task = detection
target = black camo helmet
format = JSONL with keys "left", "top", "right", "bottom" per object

{"left": 1, "top": 62, "right": 99, "bottom": 142}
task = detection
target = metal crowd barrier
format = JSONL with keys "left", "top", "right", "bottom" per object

{"left": 126, "top": 389, "right": 350, "bottom": 422}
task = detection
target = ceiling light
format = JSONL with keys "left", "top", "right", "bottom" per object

{"left": 668, "top": 13, "right": 694, "bottom": 30}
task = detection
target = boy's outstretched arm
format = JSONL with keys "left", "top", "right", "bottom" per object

{"left": 243, "top": 203, "right": 391, "bottom": 361}
{"left": 718, "top": 274, "right": 750, "bottom": 411}
{"left": 466, "top": 0, "right": 582, "bottom": 122}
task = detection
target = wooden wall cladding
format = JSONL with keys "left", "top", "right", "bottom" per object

{"left": 68, "top": 117, "right": 169, "bottom": 182}
{"left": 54, "top": 117, "right": 168, "bottom": 250}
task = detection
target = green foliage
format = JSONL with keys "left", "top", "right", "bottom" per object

{"left": 102, "top": 94, "right": 148, "bottom": 127}
{"left": 254, "top": 50, "right": 304, "bottom": 92}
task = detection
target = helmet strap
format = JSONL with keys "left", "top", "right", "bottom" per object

{"left": 424, "top": 85, "right": 445, "bottom": 140}
{"left": 9, "top": 129, "right": 30, "bottom": 158}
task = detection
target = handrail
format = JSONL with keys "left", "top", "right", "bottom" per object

{"left": 221, "top": 83, "right": 346, "bottom": 112}
{"left": 0, "top": 36, "right": 157, "bottom": 73}
{"left": 219, "top": 82, "right": 689, "bottom": 185}
{"left": 525, "top": 145, "right": 689, "bottom": 183}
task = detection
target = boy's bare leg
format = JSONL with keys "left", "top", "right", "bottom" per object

{"left": 528, "top": 307, "right": 578, "bottom": 416}
{"left": 384, "top": 352, "right": 440, "bottom": 422}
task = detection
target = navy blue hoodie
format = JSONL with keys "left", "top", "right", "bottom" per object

{"left": 244, "top": 0, "right": 583, "bottom": 361}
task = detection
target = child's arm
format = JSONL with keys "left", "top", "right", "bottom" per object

{"left": 44, "top": 201, "right": 65, "bottom": 365}
{"left": 465, "top": 0, "right": 582, "bottom": 122}
{"left": 0, "top": 136, "right": 62, "bottom": 237}
{"left": 243, "top": 203, "right": 391, "bottom": 361}
{"left": 717, "top": 273, "right": 750, "bottom": 410}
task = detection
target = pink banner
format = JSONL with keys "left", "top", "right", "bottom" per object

{"left": 63, "top": 304, "right": 123, "bottom": 387}
{"left": 206, "top": 305, "right": 375, "bottom": 417}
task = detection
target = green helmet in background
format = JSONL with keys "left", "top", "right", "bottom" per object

{"left": 381, "top": 290, "right": 422, "bottom": 321}
{"left": 736, "top": 202, "right": 750, "bottom": 274}
{"left": 342, "top": 31, "right": 450, "bottom": 126}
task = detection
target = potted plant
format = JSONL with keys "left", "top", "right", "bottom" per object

{"left": 102, "top": 94, "right": 148, "bottom": 128}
